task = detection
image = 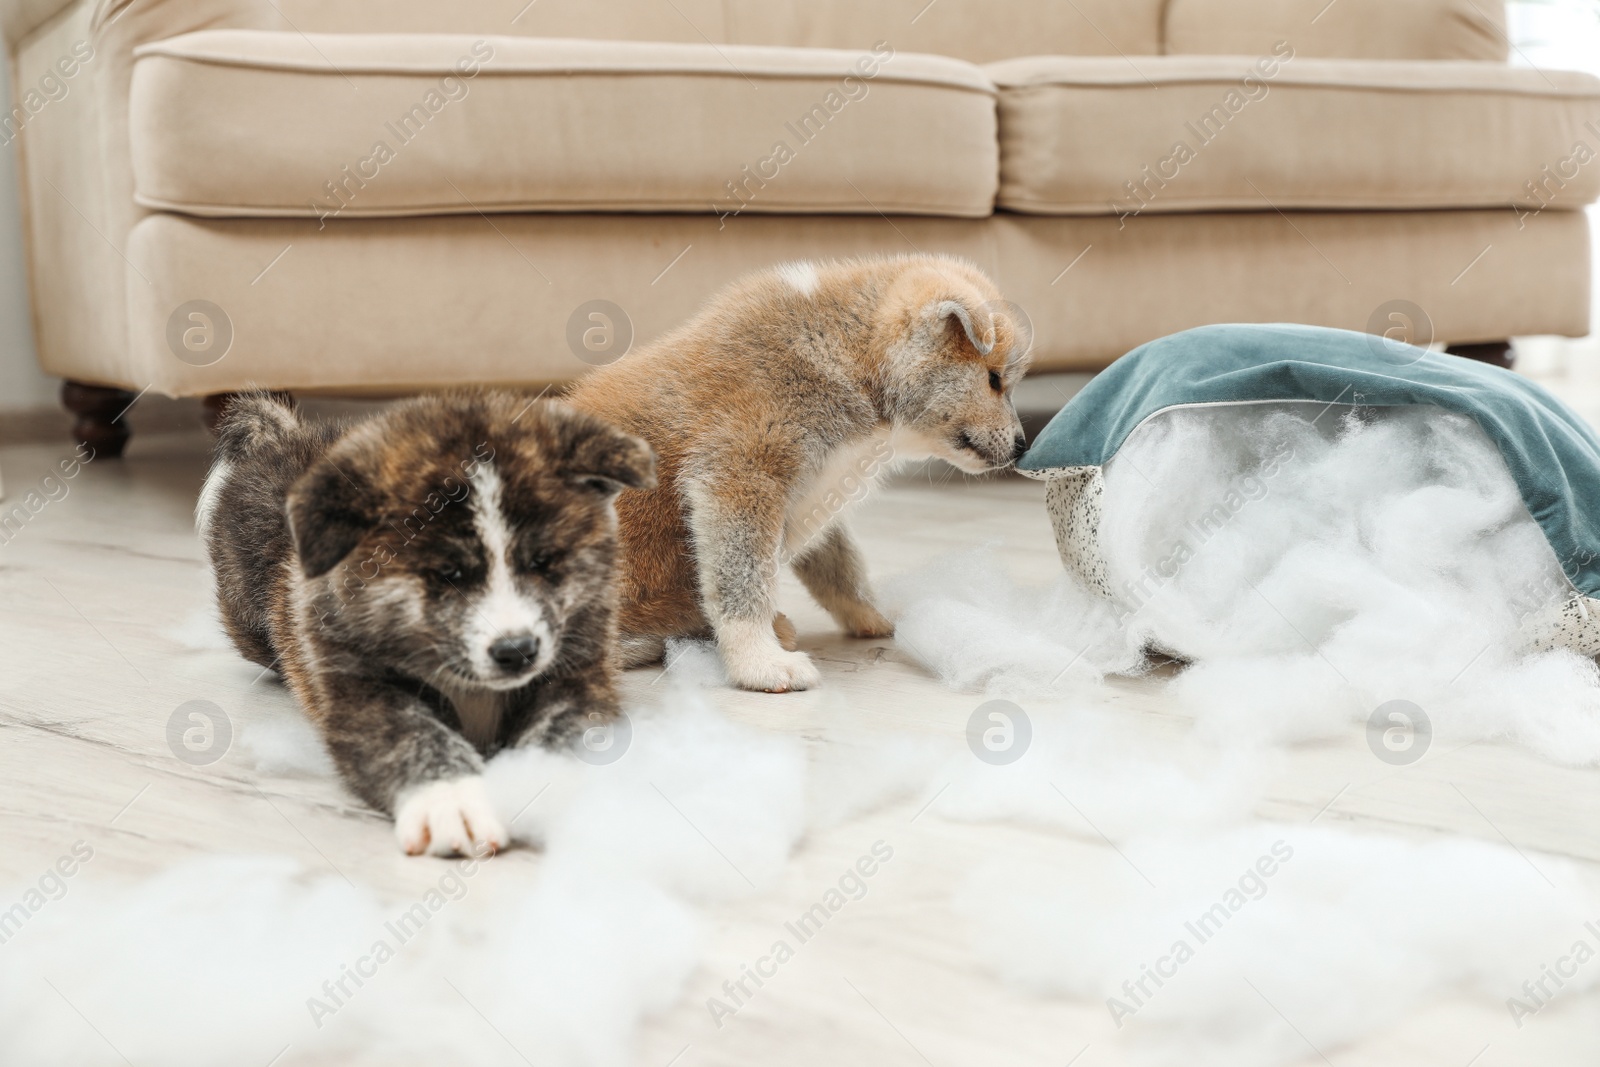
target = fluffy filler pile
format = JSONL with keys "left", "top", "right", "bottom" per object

{"left": 889, "top": 403, "right": 1600, "bottom": 762}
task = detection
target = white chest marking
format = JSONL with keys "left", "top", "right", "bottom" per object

{"left": 777, "top": 261, "right": 819, "bottom": 297}
{"left": 783, "top": 426, "right": 944, "bottom": 554}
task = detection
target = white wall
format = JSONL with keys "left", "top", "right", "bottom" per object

{"left": 0, "top": 49, "right": 54, "bottom": 413}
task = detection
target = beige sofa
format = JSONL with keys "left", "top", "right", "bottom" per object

{"left": 5, "top": 0, "right": 1600, "bottom": 453}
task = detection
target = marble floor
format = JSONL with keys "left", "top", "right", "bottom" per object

{"left": 3, "top": 377, "right": 1600, "bottom": 1065}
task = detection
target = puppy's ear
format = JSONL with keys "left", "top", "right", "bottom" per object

{"left": 546, "top": 404, "right": 657, "bottom": 494}
{"left": 286, "top": 459, "right": 377, "bottom": 578}
{"left": 934, "top": 297, "right": 996, "bottom": 357}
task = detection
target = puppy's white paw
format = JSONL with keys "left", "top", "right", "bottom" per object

{"left": 724, "top": 647, "right": 822, "bottom": 693}
{"left": 394, "top": 776, "right": 507, "bottom": 858}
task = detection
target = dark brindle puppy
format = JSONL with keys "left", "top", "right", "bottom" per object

{"left": 199, "top": 390, "right": 655, "bottom": 856}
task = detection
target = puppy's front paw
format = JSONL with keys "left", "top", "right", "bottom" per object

{"left": 394, "top": 776, "right": 507, "bottom": 858}
{"left": 724, "top": 647, "right": 822, "bottom": 693}
{"left": 840, "top": 604, "right": 895, "bottom": 639}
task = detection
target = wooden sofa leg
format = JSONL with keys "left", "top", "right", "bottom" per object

{"left": 1444, "top": 341, "right": 1513, "bottom": 370}
{"left": 202, "top": 391, "right": 292, "bottom": 434}
{"left": 61, "top": 381, "right": 136, "bottom": 457}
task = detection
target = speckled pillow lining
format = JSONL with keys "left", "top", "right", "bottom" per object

{"left": 1020, "top": 456, "right": 1600, "bottom": 659}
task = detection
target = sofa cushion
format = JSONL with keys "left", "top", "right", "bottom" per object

{"left": 1164, "top": 0, "right": 1508, "bottom": 61}
{"left": 989, "top": 55, "right": 1600, "bottom": 215}
{"left": 129, "top": 31, "right": 998, "bottom": 219}
{"left": 122, "top": 207, "right": 1589, "bottom": 395}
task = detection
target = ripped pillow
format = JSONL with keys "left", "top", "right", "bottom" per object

{"left": 1018, "top": 324, "right": 1600, "bottom": 657}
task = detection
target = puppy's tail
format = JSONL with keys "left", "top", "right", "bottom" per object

{"left": 212, "top": 390, "right": 300, "bottom": 462}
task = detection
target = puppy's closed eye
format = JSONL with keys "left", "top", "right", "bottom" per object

{"left": 519, "top": 548, "right": 562, "bottom": 575}
{"left": 431, "top": 560, "right": 479, "bottom": 586}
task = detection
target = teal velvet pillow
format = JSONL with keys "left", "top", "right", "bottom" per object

{"left": 1019, "top": 323, "right": 1600, "bottom": 654}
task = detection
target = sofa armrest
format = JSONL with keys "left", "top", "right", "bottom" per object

{"left": 11, "top": 0, "right": 292, "bottom": 387}
{"left": 1164, "top": 0, "right": 1508, "bottom": 61}
{"left": 2, "top": 0, "right": 77, "bottom": 51}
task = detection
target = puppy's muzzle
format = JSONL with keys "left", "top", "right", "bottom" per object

{"left": 958, "top": 430, "right": 1028, "bottom": 469}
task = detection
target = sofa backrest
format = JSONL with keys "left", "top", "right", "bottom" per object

{"left": 274, "top": 0, "right": 727, "bottom": 49}
{"left": 3, "top": 0, "right": 1512, "bottom": 64}
{"left": 1164, "top": 0, "right": 1509, "bottom": 62}
{"left": 4, "top": 0, "right": 1513, "bottom": 63}
{"left": 270, "top": 0, "right": 1166, "bottom": 62}
{"left": 723, "top": 0, "right": 1164, "bottom": 63}
{"left": 270, "top": 0, "right": 1509, "bottom": 62}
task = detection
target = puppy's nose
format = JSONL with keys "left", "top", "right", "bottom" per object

{"left": 1011, "top": 433, "right": 1028, "bottom": 463}
{"left": 489, "top": 634, "right": 540, "bottom": 672}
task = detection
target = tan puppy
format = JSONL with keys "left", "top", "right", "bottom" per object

{"left": 566, "top": 254, "right": 1033, "bottom": 692}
